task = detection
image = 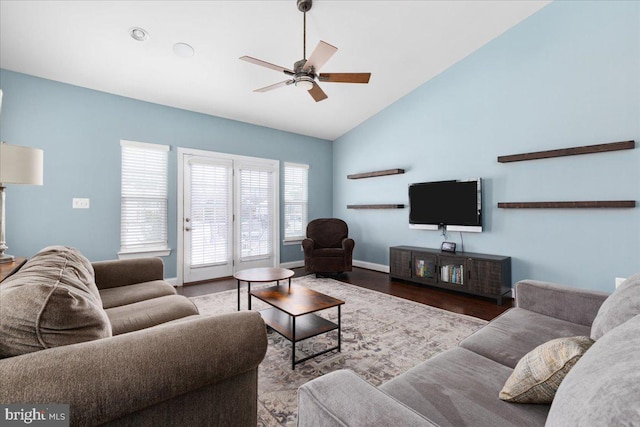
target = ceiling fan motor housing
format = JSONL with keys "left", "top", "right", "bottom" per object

{"left": 297, "top": 0, "right": 312, "bottom": 13}
{"left": 294, "top": 58, "right": 316, "bottom": 82}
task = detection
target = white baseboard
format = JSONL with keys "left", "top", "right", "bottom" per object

{"left": 353, "top": 260, "right": 389, "bottom": 273}
{"left": 280, "top": 260, "right": 305, "bottom": 269}
{"left": 170, "top": 260, "right": 386, "bottom": 286}
{"left": 280, "top": 259, "right": 389, "bottom": 273}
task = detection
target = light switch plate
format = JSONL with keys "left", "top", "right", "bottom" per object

{"left": 72, "top": 198, "right": 90, "bottom": 209}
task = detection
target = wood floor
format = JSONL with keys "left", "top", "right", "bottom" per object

{"left": 177, "top": 267, "right": 513, "bottom": 321}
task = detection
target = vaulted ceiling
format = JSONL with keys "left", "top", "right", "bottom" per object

{"left": 0, "top": 1, "right": 550, "bottom": 140}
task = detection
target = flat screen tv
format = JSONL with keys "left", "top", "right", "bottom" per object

{"left": 409, "top": 178, "right": 482, "bottom": 233}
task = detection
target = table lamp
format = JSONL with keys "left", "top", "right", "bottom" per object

{"left": 0, "top": 91, "right": 44, "bottom": 263}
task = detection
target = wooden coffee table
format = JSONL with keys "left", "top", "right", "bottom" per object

{"left": 250, "top": 284, "right": 344, "bottom": 369}
{"left": 233, "top": 267, "right": 295, "bottom": 311}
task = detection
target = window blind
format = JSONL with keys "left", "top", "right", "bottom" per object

{"left": 189, "top": 160, "right": 230, "bottom": 267}
{"left": 239, "top": 168, "right": 273, "bottom": 260}
{"left": 120, "top": 140, "right": 169, "bottom": 251}
{"left": 284, "top": 163, "right": 309, "bottom": 240}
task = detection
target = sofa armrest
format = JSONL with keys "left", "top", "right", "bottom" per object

{"left": 0, "top": 312, "right": 267, "bottom": 426}
{"left": 298, "top": 370, "right": 436, "bottom": 427}
{"left": 92, "top": 257, "right": 164, "bottom": 289}
{"left": 515, "top": 280, "right": 609, "bottom": 326}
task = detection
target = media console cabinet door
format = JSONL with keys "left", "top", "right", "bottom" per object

{"left": 389, "top": 248, "right": 412, "bottom": 279}
{"left": 411, "top": 252, "right": 438, "bottom": 284}
{"left": 466, "top": 259, "right": 503, "bottom": 295}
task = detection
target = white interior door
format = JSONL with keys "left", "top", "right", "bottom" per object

{"left": 180, "top": 149, "right": 279, "bottom": 284}
{"left": 183, "top": 156, "right": 233, "bottom": 282}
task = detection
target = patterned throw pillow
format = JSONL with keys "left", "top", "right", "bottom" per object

{"left": 499, "top": 336, "right": 594, "bottom": 404}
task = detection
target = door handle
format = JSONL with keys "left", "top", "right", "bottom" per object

{"left": 185, "top": 227, "right": 191, "bottom": 232}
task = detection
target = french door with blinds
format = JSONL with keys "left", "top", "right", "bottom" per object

{"left": 179, "top": 148, "right": 279, "bottom": 284}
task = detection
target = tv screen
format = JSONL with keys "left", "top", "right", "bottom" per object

{"left": 409, "top": 179, "right": 482, "bottom": 232}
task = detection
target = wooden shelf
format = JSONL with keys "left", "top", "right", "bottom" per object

{"left": 497, "top": 201, "right": 636, "bottom": 209}
{"left": 347, "top": 168, "right": 405, "bottom": 179}
{"left": 347, "top": 204, "right": 405, "bottom": 209}
{"left": 497, "top": 140, "right": 635, "bottom": 163}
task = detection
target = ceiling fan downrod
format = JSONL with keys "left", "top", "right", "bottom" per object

{"left": 298, "top": 0, "right": 312, "bottom": 60}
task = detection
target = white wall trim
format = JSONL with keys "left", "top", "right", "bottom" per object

{"left": 165, "top": 277, "right": 178, "bottom": 287}
{"left": 280, "top": 260, "right": 304, "bottom": 269}
{"left": 279, "top": 259, "right": 389, "bottom": 272}
{"left": 176, "top": 146, "right": 280, "bottom": 287}
{"left": 353, "top": 259, "right": 390, "bottom": 273}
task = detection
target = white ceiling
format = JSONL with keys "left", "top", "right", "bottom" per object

{"left": 0, "top": 1, "right": 550, "bottom": 141}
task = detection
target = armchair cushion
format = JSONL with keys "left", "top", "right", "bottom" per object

{"left": 0, "top": 246, "right": 112, "bottom": 358}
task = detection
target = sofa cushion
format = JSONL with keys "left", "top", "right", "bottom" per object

{"left": 0, "top": 246, "right": 112, "bottom": 358}
{"left": 106, "top": 294, "right": 199, "bottom": 335}
{"left": 99, "top": 280, "right": 176, "bottom": 309}
{"left": 459, "top": 308, "right": 590, "bottom": 368}
{"left": 499, "top": 336, "right": 593, "bottom": 404}
{"left": 590, "top": 272, "right": 640, "bottom": 340}
{"left": 380, "top": 347, "right": 550, "bottom": 427}
{"left": 547, "top": 314, "right": 640, "bottom": 426}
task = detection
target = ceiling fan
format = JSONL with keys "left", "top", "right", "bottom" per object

{"left": 240, "top": 0, "right": 371, "bottom": 102}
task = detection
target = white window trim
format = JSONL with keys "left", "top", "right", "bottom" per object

{"left": 119, "top": 139, "right": 171, "bottom": 259}
{"left": 121, "top": 139, "right": 170, "bottom": 152}
{"left": 118, "top": 247, "right": 172, "bottom": 260}
{"left": 283, "top": 162, "right": 309, "bottom": 242}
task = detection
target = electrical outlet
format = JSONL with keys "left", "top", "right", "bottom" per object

{"left": 615, "top": 277, "right": 626, "bottom": 288}
{"left": 72, "top": 198, "right": 90, "bottom": 209}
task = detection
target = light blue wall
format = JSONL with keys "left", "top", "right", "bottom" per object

{"left": 0, "top": 70, "right": 333, "bottom": 277}
{"left": 333, "top": 1, "right": 640, "bottom": 292}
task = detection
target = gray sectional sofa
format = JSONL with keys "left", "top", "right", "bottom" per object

{"left": 298, "top": 275, "right": 640, "bottom": 426}
{"left": 0, "top": 246, "right": 267, "bottom": 426}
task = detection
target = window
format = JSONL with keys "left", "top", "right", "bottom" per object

{"left": 120, "top": 140, "right": 170, "bottom": 257}
{"left": 283, "top": 162, "right": 309, "bottom": 241}
{"left": 239, "top": 167, "right": 274, "bottom": 260}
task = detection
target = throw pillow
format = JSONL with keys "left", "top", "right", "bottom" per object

{"left": 0, "top": 246, "right": 112, "bottom": 358}
{"left": 499, "top": 336, "right": 594, "bottom": 404}
{"left": 546, "top": 315, "right": 640, "bottom": 426}
{"left": 590, "top": 272, "right": 640, "bottom": 340}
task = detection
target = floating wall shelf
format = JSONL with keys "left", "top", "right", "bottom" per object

{"left": 497, "top": 140, "right": 635, "bottom": 163}
{"left": 347, "top": 204, "right": 405, "bottom": 209}
{"left": 347, "top": 168, "right": 405, "bottom": 179}
{"left": 497, "top": 201, "right": 636, "bottom": 209}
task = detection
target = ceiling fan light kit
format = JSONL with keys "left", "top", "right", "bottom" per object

{"left": 240, "top": 0, "right": 371, "bottom": 102}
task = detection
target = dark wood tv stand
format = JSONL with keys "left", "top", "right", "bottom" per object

{"left": 389, "top": 246, "right": 511, "bottom": 304}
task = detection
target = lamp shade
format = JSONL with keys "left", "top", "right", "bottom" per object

{"left": 0, "top": 143, "right": 44, "bottom": 185}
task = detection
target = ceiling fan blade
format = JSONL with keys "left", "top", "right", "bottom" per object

{"left": 254, "top": 80, "right": 294, "bottom": 93}
{"left": 240, "top": 56, "right": 294, "bottom": 75}
{"left": 303, "top": 41, "right": 338, "bottom": 73}
{"left": 319, "top": 73, "right": 371, "bottom": 84}
{"left": 308, "top": 83, "right": 328, "bottom": 102}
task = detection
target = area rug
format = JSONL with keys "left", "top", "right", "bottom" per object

{"left": 190, "top": 275, "right": 487, "bottom": 426}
